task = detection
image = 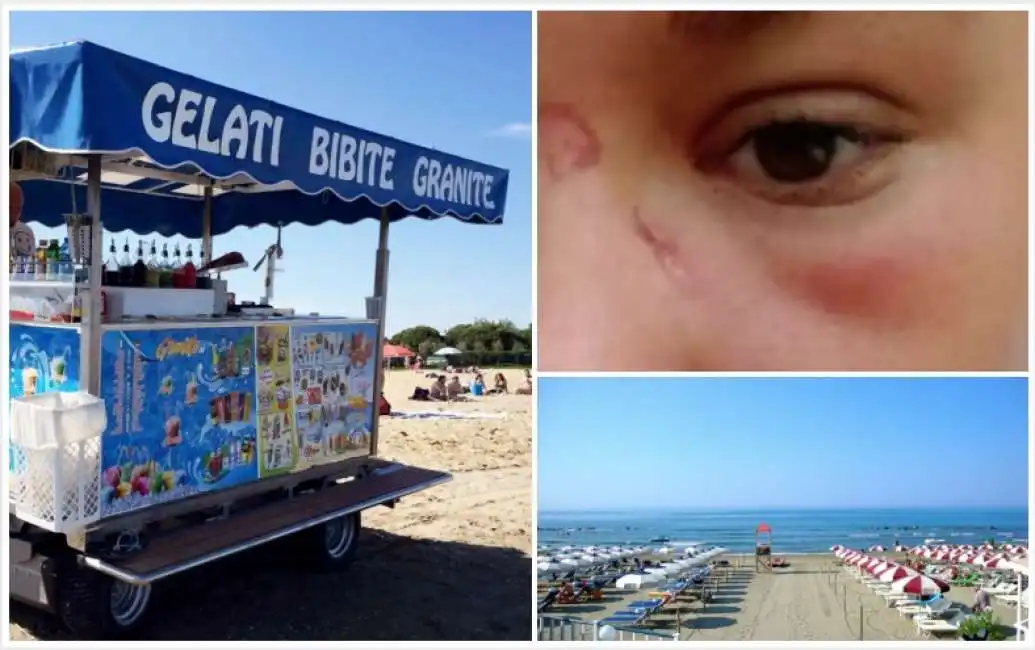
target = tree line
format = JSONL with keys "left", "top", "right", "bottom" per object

{"left": 389, "top": 319, "right": 532, "bottom": 367}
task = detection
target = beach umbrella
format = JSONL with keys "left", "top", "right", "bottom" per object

{"left": 868, "top": 545, "right": 886, "bottom": 552}
{"left": 871, "top": 560, "right": 895, "bottom": 575}
{"left": 879, "top": 565, "right": 916, "bottom": 583}
{"left": 538, "top": 561, "right": 565, "bottom": 574}
{"left": 892, "top": 574, "right": 951, "bottom": 595}
{"left": 831, "top": 544, "right": 844, "bottom": 553}
{"left": 433, "top": 346, "right": 462, "bottom": 356}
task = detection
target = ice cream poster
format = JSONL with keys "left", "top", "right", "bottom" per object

{"left": 255, "top": 324, "right": 298, "bottom": 478}
{"left": 9, "top": 324, "right": 81, "bottom": 399}
{"left": 98, "top": 327, "right": 259, "bottom": 516}
{"left": 290, "top": 321, "right": 377, "bottom": 468}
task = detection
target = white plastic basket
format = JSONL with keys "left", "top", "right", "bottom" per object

{"left": 9, "top": 391, "right": 105, "bottom": 532}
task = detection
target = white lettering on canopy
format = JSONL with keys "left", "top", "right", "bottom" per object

{"left": 308, "top": 127, "right": 396, "bottom": 191}
{"left": 412, "top": 156, "right": 495, "bottom": 210}
{"left": 141, "top": 82, "right": 285, "bottom": 167}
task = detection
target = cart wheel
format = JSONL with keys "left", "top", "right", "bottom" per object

{"left": 300, "top": 511, "right": 361, "bottom": 571}
{"left": 56, "top": 560, "right": 152, "bottom": 639}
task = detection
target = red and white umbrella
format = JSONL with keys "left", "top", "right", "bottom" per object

{"left": 850, "top": 555, "right": 870, "bottom": 566}
{"left": 868, "top": 545, "right": 886, "bottom": 552}
{"left": 892, "top": 574, "right": 951, "bottom": 595}
{"left": 871, "top": 559, "right": 895, "bottom": 575}
{"left": 879, "top": 565, "right": 917, "bottom": 583}
{"left": 831, "top": 544, "right": 844, "bottom": 553}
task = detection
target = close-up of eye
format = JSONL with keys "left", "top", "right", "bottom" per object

{"left": 696, "top": 117, "right": 907, "bottom": 207}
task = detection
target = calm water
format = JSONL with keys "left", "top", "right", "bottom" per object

{"left": 538, "top": 508, "right": 1029, "bottom": 553}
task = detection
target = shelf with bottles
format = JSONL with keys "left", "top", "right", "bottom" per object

{"left": 100, "top": 236, "right": 216, "bottom": 290}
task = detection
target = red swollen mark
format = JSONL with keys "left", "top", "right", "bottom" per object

{"left": 538, "top": 102, "right": 601, "bottom": 182}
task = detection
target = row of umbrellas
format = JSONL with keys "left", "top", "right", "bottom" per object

{"left": 833, "top": 546, "right": 951, "bottom": 595}
{"left": 537, "top": 544, "right": 728, "bottom": 576}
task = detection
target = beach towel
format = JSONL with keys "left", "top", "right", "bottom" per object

{"left": 388, "top": 410, "right": 507, "bottom": 420}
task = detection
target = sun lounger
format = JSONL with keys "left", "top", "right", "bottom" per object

{"left": 898, "top": 597, "right": 951, "bottom": 618}
{"left": 601, "top": 611, "right": 648, "bottom": 625}
{"left": 996, "top": 591, "right": 1030, "bottom": 606}
{"left": 916, "top": 611, "right": 966, "bottom": 639}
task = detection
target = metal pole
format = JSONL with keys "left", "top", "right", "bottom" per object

{"left": 82, "top": 155, "right": 104, "bottom": 395}
{"left": 842, "top": 584, "right": 847, "bottom": 613}
{"left": 858, "top": 604, "right": 863, "bottom": 640}
{"left": 368, "top": 207, "right": 390, "bottom": 456}
{"left": 202, "top": 184, "right": 213, "bottom": 262}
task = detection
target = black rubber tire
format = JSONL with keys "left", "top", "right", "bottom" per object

{"left": 55, "top": 558, "right": 152, "bottom": 640}
{"left": 297, "top": 511, "right": 362, "bottom": 571}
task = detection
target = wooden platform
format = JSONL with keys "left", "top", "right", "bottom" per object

{"left": 84, "top": 463, "right": 450, "bottom": 583}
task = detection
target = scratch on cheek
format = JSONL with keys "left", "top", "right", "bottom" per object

{"left": 538, "top": 102, "right": 601, "bottom": 182}
{"left": 631, "top": 207, "right": 688, "bottom": 284}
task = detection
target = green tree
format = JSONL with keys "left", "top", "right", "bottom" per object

{"left": 391, "top": 325, "right": 443, "bottom": 353}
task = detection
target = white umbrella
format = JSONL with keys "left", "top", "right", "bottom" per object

{"left": 433, "top": 346, "right": 462, "bottom": 355}
{"left": 616, "top": 572, "right": 662, "bottom": 589}
{"left": 538, "top": 561, "right": 565, "bottom": 574}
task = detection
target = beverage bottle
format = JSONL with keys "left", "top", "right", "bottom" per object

{"left": 117, "top": 238, "right": 133, "bottom": 286}
{"left": 171, "top": 244, "right": 184, "bottom": 288}
{"left": 104, "top": 239, "right": 120, "bottom": 286}
{"left": 34, "top": 240, "right": 47, "bottom": 280}
{"left": 159, "top": 243, "right": 173, "bottom": 288}
{"left": 59, "top": 238, "right": 73, "bottom": 282}
{"left": 146, "top": 240, "right": 161, "bottom": 288}
{"left": 182, "top": 244, "right": 198, "bottom": 289}
{"left": 132, "top": 239, "right": 147, "bottom": 287}
{"left": 46, "top": 239, "right": 60, "bottom": 281}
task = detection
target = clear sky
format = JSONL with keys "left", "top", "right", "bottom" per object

{"left": 11, "top": 10, "right": 532, "bottom": 335}
{"left": 538, "top": 377, "right": 1030, "bottom": 511}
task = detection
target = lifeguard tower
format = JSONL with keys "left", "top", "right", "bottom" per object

{"left": 755, "top": 523, "right": 773, "bottom": 572}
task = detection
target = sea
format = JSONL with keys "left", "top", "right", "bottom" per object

{"left": 538, "top": 508, "right": 1029, "bottom": 554}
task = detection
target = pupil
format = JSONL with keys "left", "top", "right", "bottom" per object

{"left": 752, "top": 121, "right": 840, "bottom": 183}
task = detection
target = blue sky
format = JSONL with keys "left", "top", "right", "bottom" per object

{"left": 10, "top": 11, "right": 532, "bottom": 335}
{"left": 538, "top": 378, "right": 1030, "bottom": 511}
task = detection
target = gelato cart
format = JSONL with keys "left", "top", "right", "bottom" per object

{"left": 8, "top": 41, "right": 509, "bottom": 638}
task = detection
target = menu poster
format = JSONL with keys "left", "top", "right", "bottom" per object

{"left": 255, "top": 325, "right": 298, "bottom": 478}
{"left": 9, "top": 324, "right": 81, "bottom": 399}
{"left": 98, "top": 327, "right": 259, "bottom": 517}
{"left": 290, "top": 321, "right": 378, "bottom": 470}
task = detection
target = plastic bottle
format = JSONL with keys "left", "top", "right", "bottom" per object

{"left": 35, "top": 240, "right": 48, "bottom": 281}
{"left": 59, "top": 238, "right": 73, "bottom": 282}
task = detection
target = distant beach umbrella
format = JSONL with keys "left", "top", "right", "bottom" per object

{"left": 831, "top": 544, "right": 844, "bottom": 553}
{"left": 869, "top": 545, "right": 886, "bottom": 552}
{"left": 982, "top": 556, "right": 1009, "bottom": 569}
{"left": 892, "top": 574, "right": 951, "bottom": 595}
{"left": 850, "top": 555, "right": 870, "bottom": 566}
{"left": 433, "top": 346, "right": 462, "bottom": 356}
{"left": 538, "top": 561, "right": 565, "bottom": 574}
{"left": 879, "top": 565, "right": 916, "bottom": 583}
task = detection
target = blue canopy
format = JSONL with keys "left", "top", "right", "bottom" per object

{"left": 10, "top": 41, "right": 509, "bottom": 237}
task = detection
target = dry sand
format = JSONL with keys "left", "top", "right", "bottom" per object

{"left": 11, "top": 368, "right": 533, "bottom": 640}
{"left": 545, "top": 554, "right": 1024, "bottom": 641}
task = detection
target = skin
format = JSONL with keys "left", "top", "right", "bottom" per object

{"left": 537, "top": 11, "right": 1028, "bottom": 371}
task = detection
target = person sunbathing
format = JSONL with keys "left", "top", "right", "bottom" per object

{"left": 446, "top": 375, "right": 464, "bottom": 400}
{"left": 428, "top": 376, "right": 448, "bottom": 401}
{"left": 516, "top": 373, "right": 533, "bottom": 395}
{"left": 471, "top": 373, "right": 486, "bottom": 393}
{"left": 491, "top": 372, "right": 509, "bottom": 394}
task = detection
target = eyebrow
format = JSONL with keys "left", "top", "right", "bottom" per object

{"left": 667, "top": 11, "right": 808, "bottom": 41}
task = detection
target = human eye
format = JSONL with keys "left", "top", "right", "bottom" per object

{"left": 690, "top": 89, "right": 915, "bottom": 208}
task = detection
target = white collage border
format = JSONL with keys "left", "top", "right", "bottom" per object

{"left": 1, "top": 1, "right": 1033, "bottom": 648}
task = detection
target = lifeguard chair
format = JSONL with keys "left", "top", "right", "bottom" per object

{"left": 755, "top": 523, "right": 773, "bottom": 572}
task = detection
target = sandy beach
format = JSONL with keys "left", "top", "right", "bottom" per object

{"left": 540, "top": 554, "right": 1025, "bottom": 641}
{"left": 12, "top": 368, "right": 533, "bottom": 640}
